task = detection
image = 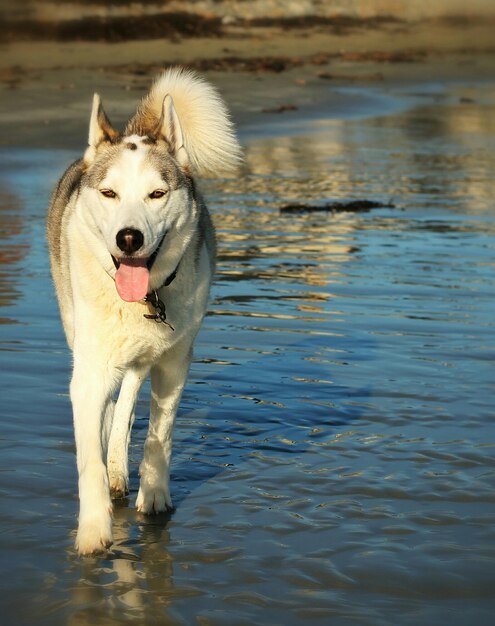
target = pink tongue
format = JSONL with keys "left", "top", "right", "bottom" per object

{"left": 115, "top": 258, "right": 150, "bottom": 302}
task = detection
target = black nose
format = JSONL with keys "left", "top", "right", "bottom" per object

{"left": 116, "top": 228, "right": 144, "bottom": 254}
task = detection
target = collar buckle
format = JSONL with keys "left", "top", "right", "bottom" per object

{"left": 144, "top": 290, "right": 174, "bottom": 330}
{"left": 142, "top": 264, "right": 179, "bottom": 330}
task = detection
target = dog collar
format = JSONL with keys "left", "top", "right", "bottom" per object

{"left": 143, "top": 264, "right": 179, "bottom": 329}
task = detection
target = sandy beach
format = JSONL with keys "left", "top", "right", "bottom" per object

{"left": 1, "top": 17, "right": 494, "bottom": 149}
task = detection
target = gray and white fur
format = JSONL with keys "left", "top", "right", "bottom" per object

{"left": 47, "top": 68, "right": 241, "bottom": 555}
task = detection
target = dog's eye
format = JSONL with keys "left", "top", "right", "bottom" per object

{"left": 149, "top": 189, "right": 168, "bottom": 200}
{"left": 100, "top": 189, "right": 117, "bottom": 199}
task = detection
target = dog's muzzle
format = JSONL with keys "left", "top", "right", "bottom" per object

{"left": 111, "top": 232, "right": 167, "bottom": 270}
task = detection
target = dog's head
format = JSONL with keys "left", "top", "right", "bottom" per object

{"left": 79, "top": 94, "right": 194, "bottom": 302}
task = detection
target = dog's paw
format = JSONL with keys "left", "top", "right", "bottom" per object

{"left": 136, "top": 483, "right": 173, "bottom": 515}
{"left": 75, "top": 516, "right": 113, "bottom": 556}
{"left": 109, "top": 472, "right": 129, "bottom": 500}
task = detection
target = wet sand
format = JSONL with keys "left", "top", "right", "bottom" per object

{"left": 1, "top": 18, "right": 494, "bottom": 150}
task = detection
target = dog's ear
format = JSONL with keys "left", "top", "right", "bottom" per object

{"left": 159, "top": 94, "right": 189, "bottom": 169}
{"left": 84, "top": 94, "right": 119, "bottom": 165}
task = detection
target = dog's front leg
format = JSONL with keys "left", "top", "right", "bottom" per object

{"left": 71, "top": 352, "right": 117, "bottom": 555}
{"left": 136, "top": 342, "right": 193, "bottom": 514}
{"left": 107, "top": 366, "right": 148, "bottom": 499}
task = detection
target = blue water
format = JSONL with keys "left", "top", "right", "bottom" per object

{"left": 0, "top": 79, "right": 494, "bottom": 625}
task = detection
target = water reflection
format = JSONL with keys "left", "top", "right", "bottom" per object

{"left": 0, "top": 191, "right": 28, "bottom": 313}
{"left": 214, "top": 86, "right": 495, "bottom": 214}
{"left": 67, "top": 510, "right": 176, "bottom": 625}
{"left": 364, "top": 95, "right": 495, "bottom": 211}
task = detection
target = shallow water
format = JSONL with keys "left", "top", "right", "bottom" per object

{"left": 1, "top": 79, "right": 495, "bottom": 626}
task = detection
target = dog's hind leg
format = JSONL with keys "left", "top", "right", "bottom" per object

{"left": 136, "top": 341, "right": 193, "bottom": 514}
{"left": 102, "top": 399, "right": 115, "bottom": 458}
{"left": 107, "top": 367, "right": 147, "bottom": 499}
{"left": 71, "top": 353, "right": 119, "bottom": 555}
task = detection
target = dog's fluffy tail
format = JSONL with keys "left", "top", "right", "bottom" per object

{"left": 126, "top": 67, "right": 242, "bottom": 177}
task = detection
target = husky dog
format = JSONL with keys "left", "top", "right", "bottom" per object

{"left": 47, "top": 68, "right": 241, "bottom": 555}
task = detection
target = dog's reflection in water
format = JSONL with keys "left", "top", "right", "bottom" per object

{"left": 69, "top": 502, "right": 177, "bottom": 625}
